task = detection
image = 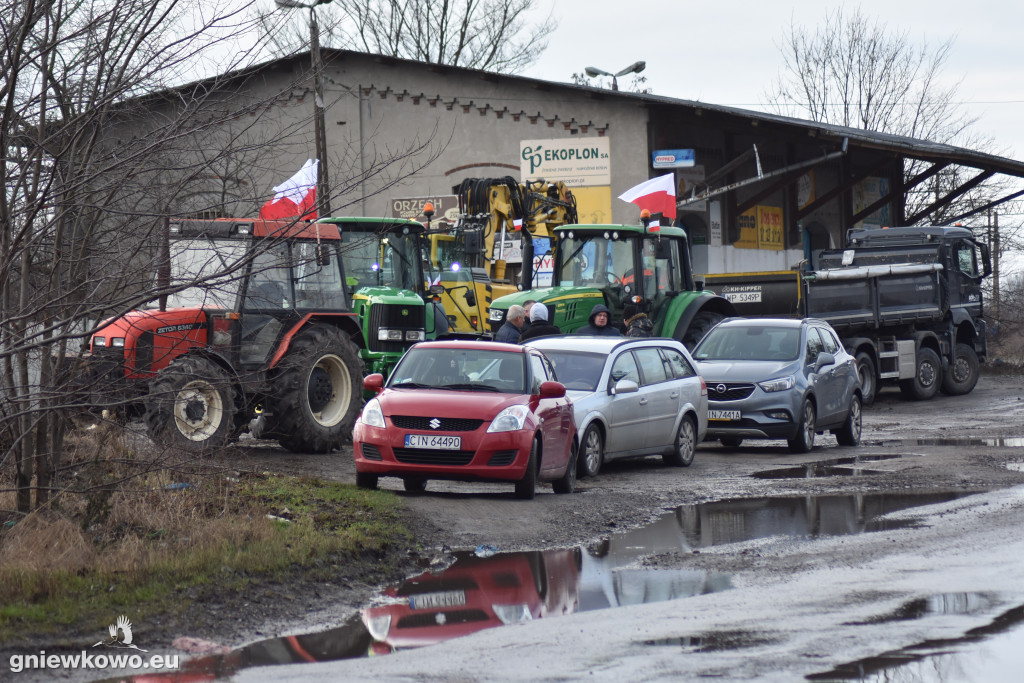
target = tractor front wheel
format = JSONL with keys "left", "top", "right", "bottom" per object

{"left": 145, "top": 356, "right": 235, "bottom": 452}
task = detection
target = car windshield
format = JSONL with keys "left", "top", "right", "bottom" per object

{"left": 536, "top": 350, "right": 605, "bottom": 392}
{"left": 693, "top": 325, "right": 801, "bottom": 361}
{"left": 389, "top": 347, "right": 527, "bottom": 393}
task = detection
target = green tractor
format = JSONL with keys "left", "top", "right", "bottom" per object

{"left": 487, "top": 221, "right": 734, "bottom": 348}
{"left": 320, "top": 217, "right": 448, "bottom": 378}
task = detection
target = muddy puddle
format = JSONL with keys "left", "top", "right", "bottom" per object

{"left": 873, "top": 437, "right": 1024, "bottom": 448}
{"left": 753, "top": 455, "right": 904, "bottom": 479}
{"left": 810, "top": 603, "right": 1024, "bottom": 681}
{"left": 122, "top": 490, "right": 979, "bottom": 680}
{"left": 847, "top": 592, "right": 994, "bottom": 624}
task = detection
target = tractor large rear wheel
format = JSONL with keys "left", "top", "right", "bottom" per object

{"left": 270, "top": 325, "right": 363, "bottom": 453}
{"left": 145, "top": 356, "right": 235, "bottom": 452}
{"left": 679, "top": 310, "right": 724, "bottom": 351}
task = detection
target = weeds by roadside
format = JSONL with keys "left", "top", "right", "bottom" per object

{"left": 0, "top": 418, "right": 409, "bottom": 645}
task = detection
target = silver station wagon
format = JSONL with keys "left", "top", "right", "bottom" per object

{"left": 523, "top": 337, "right": 708, "bottom": 477}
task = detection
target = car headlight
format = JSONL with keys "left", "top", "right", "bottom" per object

{"left": 360, "top": 398, "right": 386, "bottom": 428}
{"left": 364, "top": 614, "right": 392, "bottom": 640}
{"left": 487, "top": 405, "right": 530, "bottom": 432}
{"left": 492, "top": 604, "right": 532, "bottom": 625}
{"left": 758, "top": 376, "right": 795, "bottom": 393}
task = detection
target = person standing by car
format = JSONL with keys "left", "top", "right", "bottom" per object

{"left": 521, "top": 299, "right": 537, "bottom": 333}
{"left": 495, "top": 305, "right": 527, "bottom": 343}
{"left": 575, "top": 304, "right": 621, "bottom": 336}
{"left": 623, "top": 303, "right": 654, "bottom": 337}
{"left": 519, "top": 302, "right": 561, "bottom": 342}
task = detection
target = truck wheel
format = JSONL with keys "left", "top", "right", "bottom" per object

{"left": 899, "top": 347, "right": 941, "bottom": 401}
{"left": 680, "top": 311, "right": 724, "bottom": 351}
{"left": 271, "top": 324, "right": 364, "bottom": 453}
{"left": 940, "top": 343, "right": 979, "bottom": 396}
{"left": 855, "top": 351, "right": 877, "bottom": 407}
{"left": 145, "top": 356, "right": 235, "bottom": 452}
{"left": 788, "top": 399, "right": 816, "bottom": 453}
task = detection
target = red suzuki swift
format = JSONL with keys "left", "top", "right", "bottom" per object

{"left": 353, "top": 341, "right": 576, "bottom": 499}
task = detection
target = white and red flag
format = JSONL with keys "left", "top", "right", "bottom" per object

{"left": 618, "top": 173, "right": 676, "bottom": 221}
{"left": 259, "top": 159, "right": 318, "bottom": 220}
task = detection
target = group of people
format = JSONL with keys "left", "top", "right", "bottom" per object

{"left": 494, "top": 300, "right": 653, "bottom": 344}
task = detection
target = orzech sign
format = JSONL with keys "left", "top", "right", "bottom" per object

{"left": 652, "top": 149, "right": 695, "bottom": 169}
{"left": 390, "top": 195, "right": 460, "bottom": 226}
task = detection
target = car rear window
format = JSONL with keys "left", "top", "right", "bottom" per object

{"left": 693, "top": 325, "right": 801, "bottom": 361}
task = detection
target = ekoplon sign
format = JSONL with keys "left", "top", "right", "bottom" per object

{"left": 520, "top": 138, "right": 610, "bottom": 187}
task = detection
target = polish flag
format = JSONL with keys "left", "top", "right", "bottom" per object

{"left": 648, "top": 217, "right": 661, "bottom": 232}
{"left": 259, "top": 159, "right": 318, "bottom": 220}
{"left": 618, "top": 173, "right": 676, "bottom": 220}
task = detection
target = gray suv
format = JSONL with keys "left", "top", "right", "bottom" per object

{"left": 692, "top": 318, "right": 862, "bottom": 452}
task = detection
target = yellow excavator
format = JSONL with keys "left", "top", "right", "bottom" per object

{"left": 423, "top": 177, "right": 578, "bottom": 336}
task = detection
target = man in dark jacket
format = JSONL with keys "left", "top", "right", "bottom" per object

{"left": 495, "top": 305, "right": 527, "bottom": 343}
{"left": 518, "top": 302, "right": 562, "bottom": 342}
{"left": 623, "top": 303, "right": 654, "bottom": 337}
{"left": 575, "top": 304, "right": 621, "bottom": 336}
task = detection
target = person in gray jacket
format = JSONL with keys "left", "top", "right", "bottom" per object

{"left": 495, "top": 305, "right": 527, "bottom": 343}
{"left": 574, "top": 304, "right": 621, "bottom": 336}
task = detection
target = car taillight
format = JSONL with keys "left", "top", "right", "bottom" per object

{"left": 700, "top": 377, "right": 707, "bottom": 396}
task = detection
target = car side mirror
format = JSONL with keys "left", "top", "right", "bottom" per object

{"left": 814, "top": 351, "right": 835, "bottom": 372}
{"left": 611, "top": 378, "right": 639, "bottom": 395}
{"left": 363, "top": 373, "right": 385, "bottom": 393}
{"left": 539, "top": 381, "right": 566, "bottom": 398}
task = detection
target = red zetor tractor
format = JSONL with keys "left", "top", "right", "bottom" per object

{"left": 85, "top": 218, "right": 364, "bottom": 453}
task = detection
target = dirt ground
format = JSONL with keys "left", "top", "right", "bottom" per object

{"left": 8, "top": 372, "right": 1024, "bottom": 681}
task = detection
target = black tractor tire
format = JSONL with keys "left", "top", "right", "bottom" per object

{"left": 899, "top": 347, "right": 941, "bottom": 401}
{"left": 855, "top": 351, "right": 877, "bottom": 407}
{"left": 270, "top": 324, "right": 364, "bottom": 453}
{"left": 680, "top": 310, "right": 725, "bottom": 351}
{"left": 145, "top": 355, "right": 236, "bottom": 452}
{"left": 940, "top": 343, "right": 980, "bottom": 396}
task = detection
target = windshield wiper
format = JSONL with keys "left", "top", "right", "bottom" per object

{"left": 437, "top": 382, "right": 503, "bottom": 392}
{"left": 391, "top": 382, "right": 435, "bottom": 389}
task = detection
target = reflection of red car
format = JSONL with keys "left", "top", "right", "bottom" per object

{"left": 362, "top": 549, "right": 581, "bottom": 651}
{"left": 353, "top": 341, "right": 577, "bottom": 499}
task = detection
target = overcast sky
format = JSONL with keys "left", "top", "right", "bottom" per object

{"left": 521, "top": 0, "right": 1024, "bottom": 168}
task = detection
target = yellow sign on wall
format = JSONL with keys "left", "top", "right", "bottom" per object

{"left": 735, "top": 206, "right": 784, "bottom": 250}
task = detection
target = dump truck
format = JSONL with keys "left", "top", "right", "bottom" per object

{"left": 703, "top": 225, "right": 991, "bottom": 404}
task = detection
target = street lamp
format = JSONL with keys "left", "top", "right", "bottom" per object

{"left": 275, "top": 0, "right": 334, "bottom": 217}
{"left": 584, "top": 61, "right": 646, "bottom": 91}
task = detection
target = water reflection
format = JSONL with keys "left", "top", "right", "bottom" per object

{"left": 112, "top": 491, "right": 979, "bottom": 680}
{"left": 753, "top": 455, "right": 902, "bottom": 479}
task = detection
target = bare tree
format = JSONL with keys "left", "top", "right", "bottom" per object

{"left": 0, "top": 0, "right": 445, "bottom": 514}
{"left": 258, "top": 0, "right": 557, "bottom": 74}
{"left": 765, "top": 7, "right": 1018, "bottom": 226}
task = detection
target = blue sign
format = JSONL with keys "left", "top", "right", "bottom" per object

{"left": 652, "top": 149, "right": 695, "bottom": 169}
